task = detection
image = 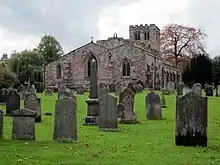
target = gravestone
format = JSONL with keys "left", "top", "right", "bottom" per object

{"left": 6, "top": 88, "right": 20, "bottom": 115}
{"left": 167, "top": 81, "right": 175, "bottom": 93}
{"left": 120, "top": 110, "right": 139, "bottom": 124}
{"left": 99, "top": 94, "right": 119, "bottom": 131}
{"left": 18, "top": 85, "right": 25, "bottom": 100}
{"left": 115, "top": 84, "right": 122, "bottom": 96}
{"left": 146, "top": 91, "right": 162, "bottom": 120}
{"left": 0, "top": 88, "right": 8, "bottom": 105}
{"left": 176, "top": 82, "right": 184, "bottom": 95}
{"left": 11, "top": 108, "right": 36, "bottom": 140}
{"left": 58, "top": 90, "right": 69, "bottom": 99}
{"left": 205, "top": 85, "right": 213, "bottom": 96}
{"left": 53, "top": 97, "right": 77, "bottom": 142}
{"left": 176, "top": 92, "right": 207, "bottom": 146}
{"left": 128, "top": 83, "right": 136, "bottom": 93}
{"left": 84, "top": 58, "right": 99, "bottom": 125}
{"left": 117, "top": 103, "right": 125, "bottom": 117}
{"left": 24, "top": 93, "right": 41, "bottom": 122}
{"left": 99, "top": 83, "right": 108, "bottom": 97}
{"left": 183, "top": 86, "right": 191, "bottom": 95}
{"left": 0, "top": 110, "right": 3, "bottom": 139}
{"left": 109, "top": 84, "right": 116, "bottom": 93}
{"left": 119, "top": 88, "right": 135, "bottom": 109}
{"left": 192, "top": 83, "right": 202, "bottom": 96}
{"left": 76, "top": 85, "right": 85, "bottom": 94}
{"left": 120, "top": 95, "right": 139, "bottom": 124}
{"left": 30, "top": 85, "right": 36, "bottom": 93}
{"left": 216, "top": 85, "right": 220, "bottom": 97}
{"left": 45, "top": 89, "right": 53, "bottom": 96}
{"left": 161, "top": 93, "right": 167, "bottom": 108}
{"left": 136, "top": 84, "right": 143, "bottom": 93}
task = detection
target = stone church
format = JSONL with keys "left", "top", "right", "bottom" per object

{"left": 45, "top": 24, "right": 181, "bottom": 89}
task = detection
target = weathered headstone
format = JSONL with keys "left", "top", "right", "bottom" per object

{"left": 205, "top": 85, "right": 213, "bottom": 96}
{"left": 24, "top": 93, "right": 41, "bottom": 122}
{"left": 84, "top": 58, "right": 99, "bottom": 125}
{"left": 120, "top": 95, "right": 139, "bottom": 124}
{"left": 167, "top": 81, "right": 175, "bottom": 93}
{"left": 192, "top": 83, "right": 202, "bottom": 96}
{"left": 176, "top": 92, "right": 207, "bottom": 146}
{"left": 115, "top": 84, "right": 122, "bottom": 96}
{"left": 183, "top": 86, "right": 191, "bottom": 95}
{"left": 6, "top": 88, "right": 20, "bottom": 115}
{"left": 0, "top": 110, "right": 3, "bottom": 139}
{"left": 136, "top": 84, "right": 143, "bottom": 93}
{"left": 45, "top": 89, "right": 53, "bottom": 96}
{"left": 216, "top": 85, "right": 220, "bottom": 97}
{"left": 176, "top": 82, "right": 184, "bottom": 95}
{"left": 128, "top": 83, "right": 136, "bottom": 93}
{"left": 99, "top": 85, "right": 108, "bottom": 97}
{"left": 76, "top": 85, "right": 85, "bottom": 94}
{"left": 117, "top": 103, "right": 125, "bottom": 117}
{"left": 120, "top": 110, "right": 139, "bottom": 124}
{"left": 0, "top": 88, "right": 8, "bottom": 105}
{"left": 119, "top": 88, "right": 135, "bottom": 109}
{"left": 18, "top": 85, "right": 25, "bottom": 100}
{"left": 11, "top": 108, "right": 36, "bottom": 140}
{"left": 30, "top": 85, "right": 36, "bottom": 93}
{"left": 53, "top": 97, "right": 77, "bottom": 142}
{"left": 146, "top": 91, "right": 162, "bottom": 120}
{"left": 99, "top": 94, "right": 119, "bottom": 131}
{"left": 58, "top": 90, "right": 69, "bottom": 99}
{"left": 109, "top": 84, "right": 116, "bottom": 93}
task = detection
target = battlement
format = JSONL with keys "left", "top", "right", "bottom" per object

{"left": 129, "top": 24, "right": 160, "bottom": 31}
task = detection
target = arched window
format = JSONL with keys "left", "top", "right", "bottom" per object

{"left": 87, "top": 55, "right": 98, "bottom": 78}
{"left": 144, "top": 32, "right": 147, "bottom": 40}
{"left": 122, "top": 58, "right": 131, "bottom": 77}
{"left": 135, "top": 32, "right": 141, "bottom": 40}
{"left": 56, "top": 64, "right": 61, "bottom": 79}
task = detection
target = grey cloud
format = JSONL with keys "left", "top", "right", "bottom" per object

{"left": 170, "top": 0, "right": 220, "bottom": 57}
{"left": 0, "top": 0, "right": 140, "bottom": 51}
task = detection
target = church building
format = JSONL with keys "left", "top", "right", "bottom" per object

{"left": 45, "top": 24, "right": 180, "bottom": 89}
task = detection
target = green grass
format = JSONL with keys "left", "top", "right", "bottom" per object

{"left": 0, "top": 91, "right": 220, "bottom": 165}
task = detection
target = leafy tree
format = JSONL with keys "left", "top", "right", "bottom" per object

{"left": 0, "top": 64, "right": 18, "bottom": 88}
{"left": 190, "top": 54, "right": 212, "bottom": 86}
{"left": 212, "top": 55, "right": 220, "bottom": 87}
{"left": 37, "top": 35, "right": 64, "bottom": 64}
{"left": 8, "top": 50, "right": 43, "bottom": 84}
{"left": 161, "top": 24, "right": 206, "bottom": 68}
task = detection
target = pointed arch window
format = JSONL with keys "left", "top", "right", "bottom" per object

{"left": 122, "top": 58, "right": 131, "bottom": 77}
{"left": 135, "top": 32, "right": 141, "bottom": 40}
{"left": 56, "top": 64, "right": 61, "bottom": 79}
{"left": 87, "top": 55, "right": 98, "bottom": 78}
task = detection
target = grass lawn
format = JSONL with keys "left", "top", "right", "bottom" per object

{"left": 0, "top": 91, "right": 220, "bottom": 165}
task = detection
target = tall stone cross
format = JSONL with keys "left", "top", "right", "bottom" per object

{"left": 89, "top": 58, "right": 98, "bottom": 98}
{"left": 84, "top": 57, "right": 99, "bottom": 125}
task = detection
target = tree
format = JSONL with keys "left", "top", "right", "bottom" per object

{"left": 182, "top": 54, "right": 212, "bottom": 87}
{"left": 212, "top": 55, "right": 220, "bottom": 87}
{"left": 37, "top": 35, "right": 64, "bottom": 64}
{"left": 8, "top": 50, "right": 43, "bottom": 84}
{"left": 161, "top": 24, "right": 206, "bottom": 68}
{"left": 0, "top": 64, "right": 18, "bottom": 88}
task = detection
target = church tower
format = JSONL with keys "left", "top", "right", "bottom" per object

{"left": 129, "top": 24, "right": 160, "bottom": 51}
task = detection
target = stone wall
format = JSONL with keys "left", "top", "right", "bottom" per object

{"left": 45, "top": 38, "right": 178, "bottom": 89}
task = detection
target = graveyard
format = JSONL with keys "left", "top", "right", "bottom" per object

{"left": 0, "top": 90, "right": 220, "bottom": 165}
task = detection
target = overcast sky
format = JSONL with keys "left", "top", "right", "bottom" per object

{"left": 0, "top": 0, "right": 219, "bottom": 58}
